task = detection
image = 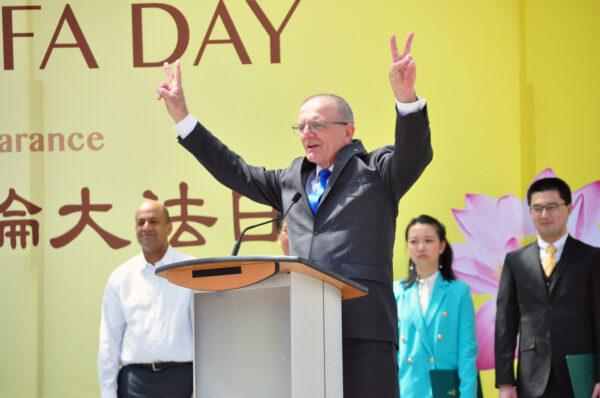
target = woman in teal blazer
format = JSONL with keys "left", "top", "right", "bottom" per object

{"left": 394, "top": 215, "right": 478, "bottom": 397}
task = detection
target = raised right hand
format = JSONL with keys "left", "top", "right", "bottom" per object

{"left": 155, "top": 60, "right": 189, "bottom": 123}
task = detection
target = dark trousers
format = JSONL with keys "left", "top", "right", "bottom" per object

{"left": 540, "top": 367, "right": 573, "bottom": 398}
{"left": 343, "top": 338, "right": 399, "bottom": 398}
{"left": 117, "top": 363, "right": 193, "bottom": 398}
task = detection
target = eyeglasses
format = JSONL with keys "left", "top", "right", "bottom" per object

{"left": 291, "top": 120, "right": 348, "bottom": 134}
{"left": 530, "top": 202, "right": 566, "bottom": 215}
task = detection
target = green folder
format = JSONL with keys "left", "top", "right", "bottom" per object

{"left": 429, "top": 369, "right": 484, "bottom": 398}
{"left": 566, "top": 353, "right": 596, "bottom": 398}
{"left": 429, "top": 369, "right": 460, "bottom": 397}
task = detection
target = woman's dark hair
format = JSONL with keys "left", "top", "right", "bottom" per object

{"left": 403, "top": 214, "right": 455, "bottom": 288}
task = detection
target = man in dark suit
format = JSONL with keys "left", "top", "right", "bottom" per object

{"left": 155, "top": 33, "right": 432, "bottom": 398}
{"left": 495, "top": 177, "right": 600, "bottom": 398}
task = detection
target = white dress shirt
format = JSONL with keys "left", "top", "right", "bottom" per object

{"left": 537, "top": 232, "right": 568, "bottom": 264}
{"left": 97, "top": 246, "right": 194, "bottom": 398}
{"left": 417, "top": 271, "right": 439, "bottom": 314}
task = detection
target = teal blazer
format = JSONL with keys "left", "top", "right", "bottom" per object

{"left": 394, "top": 275, "right": 478, "bottom": 398}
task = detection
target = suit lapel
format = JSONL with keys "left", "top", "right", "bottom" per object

{"left": 297, "top": 140, "right": 364, "bottom": 218}
{"left": 549, "top": 235, "right": 576, "bottom": 297}
{"left": 523, "top": 242, "right": 548, "bottom": 296}
{"left": 425, "top": 275, "right": 448, "bottom": 326}
{"left": 406, "top": 284, "right": 434, "bottom": 358}
{"left": 318, "top": 140, "right": 365, "bottom": 206}
{"left": 294, "top": 159, "right": 316, "bottom": 217}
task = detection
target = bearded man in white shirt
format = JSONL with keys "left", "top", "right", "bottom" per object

{"left": 97, "top": 200, "right": 194, "bottom": 398}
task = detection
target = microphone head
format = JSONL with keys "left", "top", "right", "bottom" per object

{"left": 291, "top": 192, "right": 302, "bottom": 203}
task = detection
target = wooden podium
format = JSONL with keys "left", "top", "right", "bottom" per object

{"left": 156, "top": 256, "right": 367, "bottom": 398}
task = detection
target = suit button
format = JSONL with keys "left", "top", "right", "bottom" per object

{"left": 429, "top": 357, "right": 435, "bottom": 364}
{"left": 547, "top": 305, "right": 552, "bottom": 310}
{"left": 407, "top": 357, "right": 413, "bottom": 364}
{"left": 437, "top": 334, "right": 443, "bottom": 341}
{"left": 401, "top": 335, "right": 407, "bottom": 343}
{"left": 442, "top": 311, "right": 448, "bottom": 317}
{"left": 546, "top": 332, "right": 551, "bottom": 339}
{"left": 313, "top": 230, "right": 319, "bottom": 236}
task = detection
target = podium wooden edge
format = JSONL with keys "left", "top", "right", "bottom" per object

{"left": 156, "top": 256, "right": 368, "bottom": 300}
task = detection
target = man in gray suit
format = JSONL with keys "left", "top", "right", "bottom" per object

{"left": 156, "top": 32, "right": 432, "bottom": 398}
{"left": 495, "top": 177, "right": 600, "bottom": 398}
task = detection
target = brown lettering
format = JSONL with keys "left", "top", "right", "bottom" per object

{"left": 67, "top": 132, "right": 84, "bottom": 151}
{"left": 15, "top": 133, "right": 27, "bottom": 152}
{"left": 40, "top": 4, "right": 98, "bottom": 69}
{"left": 2, "top": 5, "right": 41, "bottom": 70}
{"left": 87, "top": 132, "right": 104, "bottom": 150}
{"left": 247, "top": 0, "right": 300, "bottom": 63}
{"left": 0, "top": 133, "right": 12, "bottom": 152}
{"left": 194, "top": 0, "right": 251, "bottom": 65}
{"left": 144, "top": 182, "right": 218, "bottom": 247}
{"left": 0, "top": 132, "right": 104, "bottom": 152}
{"left": 0, "top": 188, "right": 42, "bottom": 249}
{"left": 48, "top": 133, "right": 65, "bottom": 151}
{"left": 131, "top": 3, "right": 189, "bottom": 67}
{"left": 29, "top": 133, "right": 44, "bottom": 151}
{"left": 50, "top": 187, "right": 130, "bottom": 249}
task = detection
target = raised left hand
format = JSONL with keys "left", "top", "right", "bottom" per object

{"left": 389, "top": 32, "right": 417, "bottom": 103}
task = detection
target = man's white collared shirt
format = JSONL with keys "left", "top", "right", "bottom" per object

{"left": 537, "top": 233, "right": 568, "bottom": 264}
{"left": 97, "top": 246, "right": 194, "bottom": 398}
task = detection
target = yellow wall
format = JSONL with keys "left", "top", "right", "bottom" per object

{"left": 0, "top": 0, "right": 598, "bottom": 396}
{"left": 521, "top": 0, "right": 600, "bottom": 187}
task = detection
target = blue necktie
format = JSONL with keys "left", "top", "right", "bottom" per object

{"left": 308, "top": 169, "right": 331, "bottom": 215}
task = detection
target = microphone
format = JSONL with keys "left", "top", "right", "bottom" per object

{"left": 231, "top": 192, "right": 302, "bottom": 256}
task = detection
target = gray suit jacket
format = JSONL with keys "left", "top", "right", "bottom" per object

{"left": 179, "top": 107, "right": 432, "bottom": 343}
{"left": 495, "top": 236, "right": 600, "bottom": 397}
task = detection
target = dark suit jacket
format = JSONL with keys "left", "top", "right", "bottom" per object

{"left": 495, "top": 236, "right": 600, "bottom": 397}
{"left": 178, "top": 107, "right": 432, "bottom": 343}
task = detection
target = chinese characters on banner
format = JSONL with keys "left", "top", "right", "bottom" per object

{"left": 0, "top": 188, "right": 42, "bottom": 249}
{"left": 0, "top": 182, "right": 278, "bottom": 250}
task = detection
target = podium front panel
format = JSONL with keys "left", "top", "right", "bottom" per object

{"left": 192, "top": 271, "right": 343, "bottom": 398}
{"left": 193, "top": 274, "right": 291, "bottom": 398}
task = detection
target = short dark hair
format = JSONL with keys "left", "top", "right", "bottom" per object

{"left": 526, "top": 177, "right": 572, "bottom": 206}
{"left": 403, "top": 214, "right": 455, "bottom": 288}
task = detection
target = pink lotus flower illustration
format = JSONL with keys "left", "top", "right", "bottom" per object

{"left": 451, "top": 168, "right": 600, "bottom": 369}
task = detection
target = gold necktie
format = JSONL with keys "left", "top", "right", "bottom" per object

{"left": 543, "top": 245, "right": 558, "bottom": 277}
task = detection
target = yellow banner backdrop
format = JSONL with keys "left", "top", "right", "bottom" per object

{"left": 1, "top": 0, "right": 599, "bottom": 396}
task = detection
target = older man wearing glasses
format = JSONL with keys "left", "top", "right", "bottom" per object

{"left": 495, "top": 177, "right": 600, "bottom": 398}
{"left": 156, "top": 32, "right": 432, "bottom": 398}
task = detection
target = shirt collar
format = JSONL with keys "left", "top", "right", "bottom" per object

{"left": 138, "top": 245, "right": 176, "bottom": 270}
{"left": 417, "top": 271, "right": 439, "bottom": 288}
{"left": 537, "top": 233, "right": 568, "bottom": 251}
{"left": 315, "top": 164, "right": 334, "bottom": 175}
